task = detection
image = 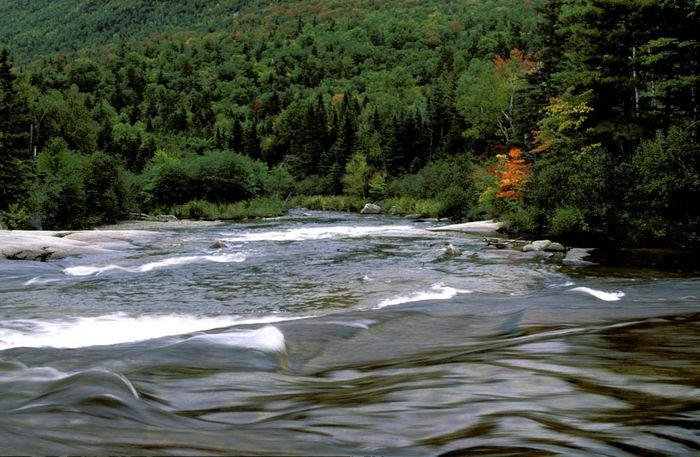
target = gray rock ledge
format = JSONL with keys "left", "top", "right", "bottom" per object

{"left": 0, "top": 229, "right": 161, "bottom": 261}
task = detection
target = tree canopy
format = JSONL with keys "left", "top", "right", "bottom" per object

{"left": 0, "top": 0, "right": 697, "bottom": 247}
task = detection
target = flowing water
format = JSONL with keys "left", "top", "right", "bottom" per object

{"left": 1, "top": 211, "right": 699, "bottom": 455}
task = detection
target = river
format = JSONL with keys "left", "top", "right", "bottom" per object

{"left": 1, "top": 211, "right": 698, "bottom": 455}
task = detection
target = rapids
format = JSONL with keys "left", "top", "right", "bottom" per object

{"left": 0, "top": 211, "right": 698, "bottom": 455}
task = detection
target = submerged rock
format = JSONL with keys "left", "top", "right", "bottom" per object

{"left": 360, "top": 203, "right": 382, "bottom": 214}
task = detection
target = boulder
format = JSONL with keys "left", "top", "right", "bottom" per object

{"left": 436, "top": 243, "right": 461, "bottom": 260}
{"left": 156, "top": 214, "right": 178, "bottom": 222}
{"left": 360, "top": 203, "right": 382, "bottom": 214}
{"left": 546, "top": 242, "right": 566, "bottom": 252}
{"left": 522, "top": 240, "right": 552, "bottom": 252}
{"left": 210, "top": 239, "right": 227, "bottom": 249}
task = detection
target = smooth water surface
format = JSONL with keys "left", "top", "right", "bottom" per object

{"left": 1, "top": 211, "right": 699, "bottom": 455}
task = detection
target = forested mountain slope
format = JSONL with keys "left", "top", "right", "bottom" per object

{"left": 0, "top": 0, "right": 254, "bottom": 62}
{"left": 0, "top": 0, "right": 698, "bottom": 248}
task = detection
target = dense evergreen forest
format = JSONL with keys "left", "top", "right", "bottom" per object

{"left": 0, "top": 0, "right": 698, "bottom": 248}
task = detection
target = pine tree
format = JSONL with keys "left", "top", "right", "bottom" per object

{"left": 0, "top": 48, "right": 31, "bottom": 210}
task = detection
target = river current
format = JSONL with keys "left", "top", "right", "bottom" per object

{"left": 0, "top": 211, "right": 698, "bottom": 455}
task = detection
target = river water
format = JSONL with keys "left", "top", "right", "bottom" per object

{"left": 1, "top": 211, "right": 698, "bottom": 455}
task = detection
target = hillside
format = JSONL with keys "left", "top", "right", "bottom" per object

{"left": 0, "top": 0, "right": 254, "bottom": 62}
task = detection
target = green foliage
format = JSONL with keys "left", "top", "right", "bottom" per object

{"left": 170, "top": 198, "right": 285, "bottom": 221}
{"left": 0, "top": 0, "right": 696, "bottom": 245}
{"left": 290, "top": 195, "right": 366, "bottom": 213}
{"left": 621, "top": 128, "right": 700, "bottom": 247}
{"left": 142, "top": 148, "right": 285, "bottom": 210}
{"left": 0, "top": 47, "right": 32, "bottom": 210}
{"left": 387, "top": 155, "right": 477, "bottom": 221}
{"left": 501, "top": 204, "right": 538, "bottom": 236}
{"left": 548, "top": 207, "right": 587, "bottom": 237}
{"left": 33, "top": 139, "right": 90, "bottom": 229}
{"left": 141, "top": 149, "right": 197, "bottom": 208}
{"left": 3, "top": 203, "right": 32, "bottom": 230}
{"left": 342, "top": 152, "right": 372, "bottom": 198}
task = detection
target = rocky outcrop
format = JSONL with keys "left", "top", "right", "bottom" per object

{"left": 360, "top": 203, "right": 382, "bottom": 214}
{"left": 0, "top": 229, "right": 161, "bottom": 261}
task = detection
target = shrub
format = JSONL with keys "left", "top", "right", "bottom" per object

{"left": 501, "top": 204, "right": 538, "bottom": 236}
{"left": 548, "top": 207, "right": 586, "bottom": 237}
{"left": 4, "top": 203, "right": 32, "bottom": 229}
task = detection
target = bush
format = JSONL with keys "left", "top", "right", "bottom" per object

{"left": 548, "top": 206, "right": 587, "bottom": 237}
{"left": 141, "top": 149, "right": 277, "bottom": 209}
{"left": 3, "top": 203, "right": 32, "bottom": 229}
{"left": 196, "top": 150, "right": 267, "bottom": 203}
{"left": 622, "top": 128, "right": 700, "bottom": 247}
{"left": 501, "top": 204, "right": 538, "bottom": 236}
{"left": 171, "top": 198, "right": 285, "bottom": 220}
{"left": 290, "top": 195, "right": 366, "bottom": 212}
{"left": 386, "top": 155, "right": 477, "bottom": 221}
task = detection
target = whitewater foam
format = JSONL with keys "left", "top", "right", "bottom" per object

{"left": 569, "top": 286, "right": 625, "bottom": 301}
{"left": 375, "top": 284, "right": 472, "bottom": 309}
{"left": 0, "top": 313, "right": 292, "bottom": 350}
{"left": 220, "top": 225, "right": 425, "bottom": 242}
{"left": 63, "top": 253, "right": 247, "bottom": 277}
{"left": 186, "top": 325, "right": 286, "bottom": 352}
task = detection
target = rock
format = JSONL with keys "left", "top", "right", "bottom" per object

{"left": 404, "top": 213, "right": 423, "bottom": 220}
{"left": 546, "top": 242, "right": 566, "bottom": 252}
{"left": 0, "top": 230, "right": 106, "bottom": 261}
{"left": 563, "top": 248, "right": 596, "bottom": 266}
{"left": 156, "top": 214, "right": 178, "bottom": 222}
{"left": 0, "top": 229, "right": 163, "bottom": 261}
{"left": 522, "top": 240, "right": 552, "bottom": 252}
{"left": 360, "top": 203, "right": 382, "bottom": 214}
{"left": 436, "top": 243, "right": 461, "bottom": 260}
{"left": 210, "top": 239, "right": 227, "bottom": 249}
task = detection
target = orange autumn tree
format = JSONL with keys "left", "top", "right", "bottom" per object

{"left": 489, "top": 147, "right": 531, "bottom": 201}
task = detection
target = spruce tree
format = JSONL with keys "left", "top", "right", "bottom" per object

{"left": 0, "top": 48, "right": 31, "bottom": 210}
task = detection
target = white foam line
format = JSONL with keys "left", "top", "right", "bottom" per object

{"left": 63, "top": 253, "right": 247, "bottom": 277}
{"left": 375, "top": 284, "right": 472, "bottom": 309}
{"left": 186, "top": 325, "right": 286, "bottom": 352}
{"left": 569, "top": 286, "right": 625, "bottom": 302}
{"left": 0, "top": 313, "right": 298, "bottom": 350}
{"left": 220, "top": 225, "right": 426, "bottom": 242}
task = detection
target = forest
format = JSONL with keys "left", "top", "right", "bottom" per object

{"left": 0, "top": 0, "right": 698, "bottom": 248}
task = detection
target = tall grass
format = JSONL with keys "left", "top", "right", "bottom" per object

{"left": 169, "top": 198, "right": 285, "bottom": 220}
{"left": 288, "top": 195, "right": 366, "bottom": 212}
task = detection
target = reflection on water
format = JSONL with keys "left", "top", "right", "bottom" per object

{"left": 0, "top": 211, "right": 699, "bottom": 454}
